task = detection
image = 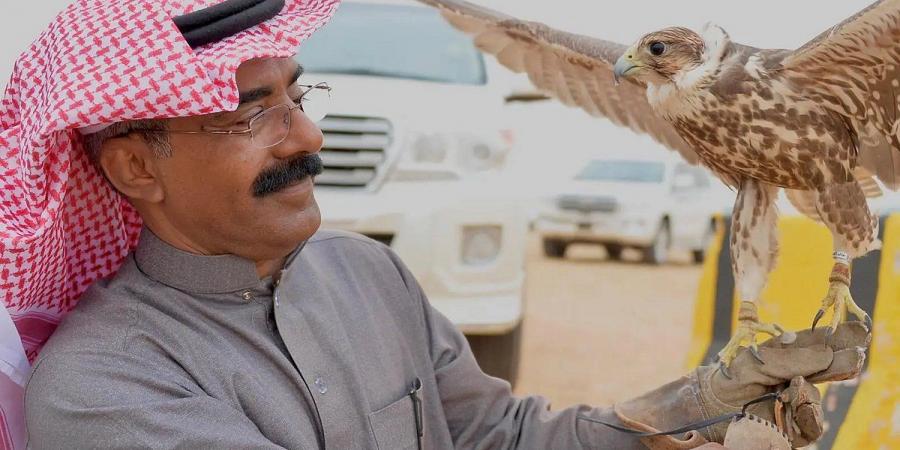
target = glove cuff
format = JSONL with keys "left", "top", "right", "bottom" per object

{"left": 613, "top": 370, "right": 722, "bottom": 445}
{"left": 612, "top": 403, "right": 710, "bottom": 450}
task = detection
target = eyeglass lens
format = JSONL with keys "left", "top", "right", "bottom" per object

{"left": 251, "top": 104, "right": 293, "bottom": 149}
{"left": 249, "top": 84, "right": 331, "bottom": 148}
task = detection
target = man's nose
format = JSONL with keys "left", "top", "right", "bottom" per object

{"left": 271, "top": 103, "right": 324, "bottom": 159}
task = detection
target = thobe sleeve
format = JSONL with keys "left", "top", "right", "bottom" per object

{"left": 25, "top": 350, "right": 289, "bottom": 449}
{"left": 386, "top": 249, "right": 646, "bottom": 450}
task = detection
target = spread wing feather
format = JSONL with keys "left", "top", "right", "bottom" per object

{"left": 779, "top": 0, "right": 900, "bottom": 190}
{"left": 416, "top": 0, "right": 699, "bottom": 163}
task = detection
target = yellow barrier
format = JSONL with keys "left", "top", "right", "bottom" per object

{"left": 686, "top": 213, "right": 900, "bottom": 450}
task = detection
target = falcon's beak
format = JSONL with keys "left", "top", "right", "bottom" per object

{"left": 614, "top": 50, "right": 642, "bottom": 85}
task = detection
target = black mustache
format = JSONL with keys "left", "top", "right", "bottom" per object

{"left": 252, "top": 154, "right": 324, "bottom": 197}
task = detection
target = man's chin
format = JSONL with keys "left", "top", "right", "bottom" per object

{"left": 291, "top": 196, "right": 321, "bottom": 240}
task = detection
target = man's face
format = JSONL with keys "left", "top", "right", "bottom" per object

{"left": 143, "top": 57, "right": 325, "bottom": 263}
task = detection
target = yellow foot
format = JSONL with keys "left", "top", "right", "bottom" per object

{"left": 812, "top": 281, "right": 872, "bottom": 335}
{"left": 716, "top": 302, "right": 784, "bottom": 379}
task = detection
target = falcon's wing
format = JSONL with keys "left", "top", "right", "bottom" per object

{"left": 785, "top": 169, "right": 883, "bottom": 222}
{"left": 778, "top": 0, "right": 900, "bottom": 190}
{"left": 416, "top": 0, "right": 699, "bottom": 163}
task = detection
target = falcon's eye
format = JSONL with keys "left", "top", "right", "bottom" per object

{"left": 649, "top": 42, "right": 666, "bottom": 56}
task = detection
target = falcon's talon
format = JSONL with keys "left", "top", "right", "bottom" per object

{"left": 718, "top": 361, "right": 733, "bottom": 380}
{"left": 816, "top": 281, "right": 869, "bottom": 337}
{"left": 811, "top": 309, "right": 826, "bottom": 331}
{"left": 749, "top": 344, "right": 765, "bottom": 364}
{"left": 716, "top": 311, "right": 783, "bottom": 373}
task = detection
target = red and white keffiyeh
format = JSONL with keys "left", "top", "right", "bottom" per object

{"left": 0, "top": 1, "right": 339, "bottom": 447}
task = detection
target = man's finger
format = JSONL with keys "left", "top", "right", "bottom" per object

{"left": 779, "top": 377, "right": 823, "bottom": 448}
{"left": 791, "top": 402, "right": 824, "bottom": 448}
{"left": 806, "top": 346, "right": 867, "bottom": 383}
{"left": 761, "top": 322, "right": 870, "bottom": 351}
{"left": 750, "top": 345, "right": 834, "bottom": 382}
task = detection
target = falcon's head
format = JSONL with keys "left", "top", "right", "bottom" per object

{"left": 613, "top": 26, "right": 715, "bottom": 86}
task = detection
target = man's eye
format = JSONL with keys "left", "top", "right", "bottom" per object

{"left": 231, "top": 107, "right": 264, "bottom": 127}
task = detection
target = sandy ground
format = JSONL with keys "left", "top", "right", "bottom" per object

{"left": 512, "top": 233, "right": 704, "bottom": 409}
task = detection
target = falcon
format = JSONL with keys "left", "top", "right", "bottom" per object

{"left": 417, "top": 0, "right": 899, "bottom": 374}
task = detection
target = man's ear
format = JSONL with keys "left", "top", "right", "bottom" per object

{"left": 98, "top": 135, "right": 166, "bottom": 203}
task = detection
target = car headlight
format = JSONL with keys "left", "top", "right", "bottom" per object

{"left": 461, "top": 225, "right": 502, "bottom": 266}
{"left": 411, "top": 133, "right": 450, "bottom": 164}
{"left": 391, "top": 131, "right": 510, "bottom": 181}
{"left": 455, "top": 135, "right": 505, "bottom": 172}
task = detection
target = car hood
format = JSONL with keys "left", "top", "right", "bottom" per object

{"left": 555, "top": 180, "right": 668, "bottom": 203}
{"left": 307, "top": 72, "right": 504, "bottom": 129}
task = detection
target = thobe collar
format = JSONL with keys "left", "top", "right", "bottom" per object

{"left": 133, "top": 227, "right": 303, "bottom": 295}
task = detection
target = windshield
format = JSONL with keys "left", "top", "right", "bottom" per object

{"left": 299, "top": 3, "right": 486, "bottom": 85}
{"left": 575, "top": 160, "right": 666, "bottom": 183}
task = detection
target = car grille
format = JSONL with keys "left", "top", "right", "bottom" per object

{"left": 315, "top": 115, "right": 393, "bottom": 188}
{"left": 557, "top": 195, "right": 618, "bottom": 213}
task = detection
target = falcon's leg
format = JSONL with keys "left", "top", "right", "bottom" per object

{"left": 812, "top": 182, "right": 879, "bottom": 335}
{"left": 717, "top": 180, "right": 784, "bottom": 376}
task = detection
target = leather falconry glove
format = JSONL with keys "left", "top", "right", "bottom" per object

{"left": 604, "top": 321, "right": 870, "bottom": 449}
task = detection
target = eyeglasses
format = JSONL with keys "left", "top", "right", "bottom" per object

{"left": 132, "top": 82, "right": 332, "bottom": 149}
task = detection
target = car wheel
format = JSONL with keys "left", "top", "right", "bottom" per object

{"left": 542, "top": 238, "right": 568, "bottom": 258}
{"left": 465, "top": 320, "right": 523, "bottom": 387}
{"left": 605, "top": 244, "right": 624, "bottom": 261}
{"left": 691, "top": 248, "right": 705, "bottom": 264}
{"left": 642, "top": 221, "right": 670, "bottom": 265}
{"left": 692, "top": 223, "right": 717, "bottom": 264}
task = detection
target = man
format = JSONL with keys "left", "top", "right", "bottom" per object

{"left": 2, "top": 0, "right": 869, "bottom": 449}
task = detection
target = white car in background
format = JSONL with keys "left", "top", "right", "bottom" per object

{"left": 533, "top": 154, "right": 732, "bottom": 264}
{"left": 298, "top": 0, "right": 528, "bottom": 383}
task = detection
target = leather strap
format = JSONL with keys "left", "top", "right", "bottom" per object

{"left": 577, "top": 392, "right": 779, "bottom": 438}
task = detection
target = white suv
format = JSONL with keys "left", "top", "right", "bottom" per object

{"left": 298, "top": 0, "right": 527, "bottom": 383}
{"left": 534, "top": 153, "right": 732, "bottom": 264}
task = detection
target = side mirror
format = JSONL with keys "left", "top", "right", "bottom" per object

{"left": 502, "top": 73, "right": 550, "bottom": 103}
{"left": 505, "top": 89, "right": 551, "bottom": 103}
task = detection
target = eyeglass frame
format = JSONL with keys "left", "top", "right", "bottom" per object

{"left": 123, "top": 82, "right": 332, "bottom": 149}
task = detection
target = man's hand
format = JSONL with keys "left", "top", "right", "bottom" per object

{"left": 613, "top": 321, "right": 870, "bottom": 449}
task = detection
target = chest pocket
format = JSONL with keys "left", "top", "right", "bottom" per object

{"left": 368, "top": 378, "right": 424, "bottom": 450}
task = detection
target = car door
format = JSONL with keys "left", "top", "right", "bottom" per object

{"left": 669, "top": 164, "right": 714, "bottom": 248}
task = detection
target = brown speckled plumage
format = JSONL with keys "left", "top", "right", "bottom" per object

{"left": 419, "top": 0, "right": 896, "bottom": 357}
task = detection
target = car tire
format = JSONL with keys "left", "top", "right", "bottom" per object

{"left": 542, "top": 238, "right": 568, "bottom": 258}
{"left": 692, "top": 222, "right": 717, "bottom": 264}
{"left": 642, "top": 221, "right": 671, "bottom": 265}
{"left": 691, "top": 249, "right": 705, "bottom": 264}
{"left": 465, "top": 321, "right": 523, "bottom": 387}
{"left": 605, "top": 244, "right": 624, "bottom": 261}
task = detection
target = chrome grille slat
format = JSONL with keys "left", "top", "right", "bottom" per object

{"left": 557, "top": 195, "right": 618, "bottom": 213}
{"left": 316, "top": 169, "right": 378, "bottom": 186}
{"left": 316, "top": 115, "right": 392, "bottom": 188}
{"left": 319, "top": 116, "right": 392, "bottom": 134}
{"left": 323, "top": 134, "right": 390, "bottom": 150}
{"left": 319, "top": 150, "right": 384, "bottom": 168}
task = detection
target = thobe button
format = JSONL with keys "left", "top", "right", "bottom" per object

{"left": 314, "top": 376, "right": 328, "bottom": 394}
{"left": 241, "top": 291, "right": 252, "bottom": 301}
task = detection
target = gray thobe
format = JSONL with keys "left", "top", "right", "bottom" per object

{"left": 25, "top": 228, "right": 642, "bottom": 449}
